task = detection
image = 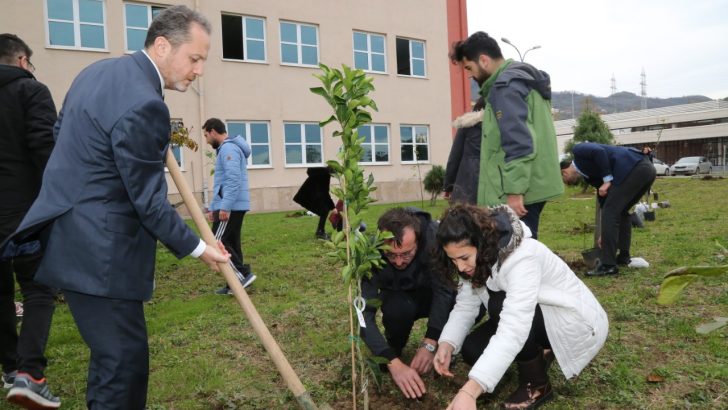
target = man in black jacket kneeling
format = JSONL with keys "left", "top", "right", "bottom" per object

{"left": 361, "top": 207, "right": 455, "bottom": 400}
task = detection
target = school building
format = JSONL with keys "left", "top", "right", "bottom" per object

{"left": 1, "top": 0, "right": 472, "bottom": 212}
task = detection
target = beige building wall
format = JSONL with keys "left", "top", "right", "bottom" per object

{"left": 2, "top": 0, "right": 455, "bottom": 213}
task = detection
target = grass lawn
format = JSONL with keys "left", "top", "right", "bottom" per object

{"left": 26, "top": 177, "right": 728, "bottom": 409}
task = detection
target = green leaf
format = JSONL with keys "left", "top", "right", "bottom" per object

{"left": 657, "top": 265, "right": 728, "bottom": 305}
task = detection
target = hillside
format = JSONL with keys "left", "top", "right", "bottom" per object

{"left": 468, "top": 81, "right": 713, "bottom": 119}
{"left": 550, "top": 91, "right": 712, "bottom": 120}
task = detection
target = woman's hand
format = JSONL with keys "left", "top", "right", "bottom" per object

{"left": 446, "top": 380, "right": 483, "bottom": 410}
{"left": 446, "top": 391, "right": 477, "bottom": 410}
{"left": 433, "top": 342, "right": 455, "bottom": 377}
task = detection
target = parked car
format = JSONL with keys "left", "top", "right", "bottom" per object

{"left": 670, "top": 156, "right": 712, "bottom": 175}
{"left": 652, "top": 158, "right": 670, "bottom": 176}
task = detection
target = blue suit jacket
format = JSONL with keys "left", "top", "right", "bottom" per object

{"left": 10, "top": 52, "right": 199, "bottom": 301}
{"left": 572, "top": 142, "right": 646, "bottom": 188}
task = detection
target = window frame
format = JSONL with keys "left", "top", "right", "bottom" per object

{"left": 357, "top": 123, "right": 391, "bottom": 165}
{"left": 399, "top": 124, "right": 430, "bottom": 164}
{"left": 283, "top": 122, "right": 324, "bottom": 167}
{"left": 279, "top": 21, "right": 320, "bottom": 67}
{"left": 225, "top": 120, "right": 273, "bottom": 168}
{"left": 352, "top": 31, "right": 387, "bottom": 74}
{"left": 220, "top": 13, "right": 267, "bottom": 63}
{"left": 395, "top": 37, "right": 427, "bottom": 78}
{"left": 123, "top": 2, "right": 166, "bottom": 53}
{"left": 45, "top": 0, "right": 108, "bottom": 51}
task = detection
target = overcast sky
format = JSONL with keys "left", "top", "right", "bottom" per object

{"left": 466, "top": 0, "right": 728, "bottom": 99}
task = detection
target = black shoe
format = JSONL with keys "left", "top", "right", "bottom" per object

{"left": 315, "top": 231, "right": 330, "bottom": 240}
{"left": 586, "top": 264, "right": 619, "bottom": 277}
{"left": 616, "top": 253, "right": 631, "bottom": 266}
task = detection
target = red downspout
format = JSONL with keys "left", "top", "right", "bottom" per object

{"left": 446, "top": 0, "right": 470, "bottom": 137}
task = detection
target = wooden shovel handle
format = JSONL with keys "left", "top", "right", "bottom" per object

{"left": 165, "top": 151, "right": 318, "bottom": 410}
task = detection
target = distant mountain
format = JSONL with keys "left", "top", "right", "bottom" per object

{"left": 468, "top": 81, "right": 713, "bottom": 120}
{"left": 550, "top": 91, "right": 712, "bottom": 120}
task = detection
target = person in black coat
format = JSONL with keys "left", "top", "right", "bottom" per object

{"left": 443, "top": 98, "right": 485, "bottom": 204}
{"left": 561, "top": 142, "right": 655, "bottom": 277}
{"left": 0, "top": 33, "right": 60, "bottom": 408}
{"left": 293, "top": 167, "right": 335, "bottom": 239}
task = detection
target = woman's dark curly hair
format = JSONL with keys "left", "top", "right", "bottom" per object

{"left": 434, "top": 204, "right": 501, "bottom": 289}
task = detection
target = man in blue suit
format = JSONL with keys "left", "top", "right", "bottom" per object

{"left": 561, "top": 142, "right": 655, "bottom": 276}
{"left": 6, "top": 6, "right": 228, "bottom": 409}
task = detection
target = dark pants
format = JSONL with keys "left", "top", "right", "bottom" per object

{"left": 461, "top": 289, "right": 550, "bottom": 366}
{"left": 316, "top": 214, "right": 326, "bottom": 235}
{"left": 521, "top": 201, "right": 546, "bottom": 240}
{"left": 600, "top": 158, "right": 656, "bottom": 265}
{"left": 212, "top": 210, "right": 247, "bottom": 274}
{"left": 0, "top": 213, "right": 56, "bottom": 379}
{"left": 64, "top": 290, "right": 148, "bottom": 410}
{"left": 380, "top": 287, "right": 432, "bottom": 356}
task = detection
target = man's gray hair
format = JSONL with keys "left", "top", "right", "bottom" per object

{"left": 144, "top": 5, "right": 211, "bottom": 49}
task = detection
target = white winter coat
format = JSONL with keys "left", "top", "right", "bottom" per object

{"left": 438, "top": 208, "right": 609, "bottom": 393}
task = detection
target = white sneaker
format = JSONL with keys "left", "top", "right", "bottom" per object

{"left": 242, "top": 274, "right": 257, "bottom": 289}
{"left": 628, "top": 257, "right": 649, "bottom": 268}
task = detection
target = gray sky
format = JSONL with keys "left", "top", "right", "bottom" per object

{"left": 466, "top": 0, "right": 728, "bottom": 99}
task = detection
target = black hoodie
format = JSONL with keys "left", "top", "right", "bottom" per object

{"left": 360, "top": 208, "right": 456, "bottom": 360}
{"left": 0, "top": 64, "right": 56, "bottom": 220}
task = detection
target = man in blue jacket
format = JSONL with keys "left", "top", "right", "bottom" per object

{"left": 5, "top": 7, "right": 229, "bottom": 409}
{"left": 203, "top": 118, "right": 255, "bottom": 294}
{"left": 561, "top": 142, "right": 655, "bottom": 276}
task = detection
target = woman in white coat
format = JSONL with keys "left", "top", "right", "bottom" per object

{"left": 433, "top": 204, "right": 608, "bottom": 409}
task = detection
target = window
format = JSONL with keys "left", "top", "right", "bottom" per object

{"left": 226, "top": 121, "right": 271, "bottom": 167}
{"left": 221, "top": 14, "right": 266, "bottom": 62}
{"left": 396, "top": 38, "right": 426, "bottom": 77}
{"left": 284, "top": 123, "right": 323, "bottom": 165}
{"left": 168, "top": 119, "right": 185, "bottom": 169}
{"left": 124, "top": 3, "right": 165, "bottom": 52}
{"left": 358, "top": 124, "right": 389, "bottom": 164}
{"left": 46, "top": 0, "right": 106, "bottom": 49}
{"left": 170, "top": 145, "right": 183, "bottom": 168}
{"left": 280, "top": 21, "right": 318, "bottom": 66}
{"left": 353, "top": 31, "right": 386, "bottom": 73}
{"left": 400, "top": 125, "right": 429, "bottom": 163}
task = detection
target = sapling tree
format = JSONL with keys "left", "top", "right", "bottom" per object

{"left": 310, "top": 64, "right": 391, "bottom": 409}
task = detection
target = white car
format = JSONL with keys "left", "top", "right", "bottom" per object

{"left": 670, "top": 156, "right": 712, "bottom": 175}
{"left": 652, "top": 158, "right": 670, "bottom": 176}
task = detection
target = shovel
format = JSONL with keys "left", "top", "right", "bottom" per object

{"left": 165, "top": 151, "right": 320, "bottom": 410}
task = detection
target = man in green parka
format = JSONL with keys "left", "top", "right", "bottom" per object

{"left": 449, "top": 32, "right": 563, "bottom": 239}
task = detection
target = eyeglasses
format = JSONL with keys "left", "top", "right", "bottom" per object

{"left": 19, "top": 55, "right": 35, "bottom": 73}
{"left": 383, "top": 245, "right": 418, "bottom": 263}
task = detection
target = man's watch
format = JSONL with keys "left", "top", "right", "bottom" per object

{"left": 420, "top": 341, "right": 436, "bottom": 353}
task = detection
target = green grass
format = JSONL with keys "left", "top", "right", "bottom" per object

{"left": 14, "top": 177, "right": 728, "bottom": 409}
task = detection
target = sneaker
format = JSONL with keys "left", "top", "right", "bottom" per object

{"left": 15, "top": 302, "right": 23, "bottom": 319}
{"left": 6, "top": 373, "right": 61, "bottom": 409}
{"left": 242, "top": 274, "right": 257, "bottom": 289}
{"left": 315, "top": 231, "right": 330, "bottom": 240}
{"left": 215, "top": 286, "right": 232, "bottom": 295}
{"left": 2, "top": 371, "right": 16, "bottom": 389}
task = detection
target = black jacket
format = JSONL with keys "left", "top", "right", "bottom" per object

{"left": 292, "top": 167, "right": 334, "bottom": 217}
{"left": 0, "top": 64, "right": 56, "bottom": 218}
{"left": 361, "top": 208, "right": 456, "bottom": 360}
{"left": 444, "top": 110, "right": 483, "bottom": 204}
